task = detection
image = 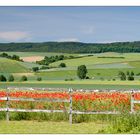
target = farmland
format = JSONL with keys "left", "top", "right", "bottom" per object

{"left": 0, "top": 52, "right": 140, "bottom": 89}
{"left": 0, "top": 51, "right": 140, "bottom": 134}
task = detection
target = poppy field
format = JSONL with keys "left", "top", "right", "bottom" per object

{"left": 0, "top": 89, "right": 140, "bottom": 133}
{"left": 0, "top": 90, "right": 140, "bottom": 113}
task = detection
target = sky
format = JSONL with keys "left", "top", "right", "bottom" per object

{"left": 0, "top": 6, "right": 140, "bottom": 43}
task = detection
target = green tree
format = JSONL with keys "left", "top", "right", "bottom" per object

{"left": 131, "top": 71, "right": 134, "bottom": 76}
{"left": 126, "top": 71, "right": 129, "bottom": 76}
{"left": 77, "top": 65, "right": 88, "bottom": 79}
{"left": 32, "top": 67, "right": 39, "bottom": 72}
{"left": 128, "top": 75, "right": 134, "bottom": 81}
{"left": 118, "top": 71, "right": 126, "bottom": 81}
{"left": 8, "top": 75, "right": 14, "bottom": 82}
{"left": 59, "top": 63, "right": 66, "bottom": 68}
{"left": 0, "top": 75, "right": 7, "bottom": 82}
{"left": 21, "top": 76, "right": 28, "bottom": 81}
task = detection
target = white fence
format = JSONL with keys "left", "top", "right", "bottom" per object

{"left": 0, "top": 87, "right": 139, "bottom": 124}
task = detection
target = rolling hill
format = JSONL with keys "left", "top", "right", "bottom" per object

{"left": 0, "top": 58, "right": 29, "bottom": 73}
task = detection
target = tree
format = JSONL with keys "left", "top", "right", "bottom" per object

{"left": 32, "top": 67, "right": 39, "bottom": 72}
{"left": 77, "top": 65, "right": 88, "bottom": 79}
{"left": 131, "top": 71, "right": 134, "bottom": 76}
{"left": 0, "top": 75, "right": 7, "bottom": 82}
{"left": 59, "top": 63, "right": 66, "bottom": 68}
{"left": 21, "top": 76, "right": 27, "bottom": 81}
{"left": 128, "top": 75, "right": 134, "bottom": 81}
{"left": 118, "top": 71, "right": 126, "bottom": 81}
{"left": 8, "top": 75, "right": 14, "bottom": 82}
{"left": 126, "top": 71, "right": 129, "bottom": 76}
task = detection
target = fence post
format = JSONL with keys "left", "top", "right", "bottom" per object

{"left": 69, "top": 88, "right": 73, "bottom": 125}
{"left": 131, "top": 90, "right": 134, "bottom": 113}
{"left": 6, "top": 88, "right": 9, "bottom": 121}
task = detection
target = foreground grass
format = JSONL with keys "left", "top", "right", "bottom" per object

{"left": 0, "top": 121, "right": 107, "bottom": 134}
{"left": 0, "top": 80, "right": 140, "bottom": 90}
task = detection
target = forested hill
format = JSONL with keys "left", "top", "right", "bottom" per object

{"left": 0, "top": 41, "right": 140, "bottom": 53}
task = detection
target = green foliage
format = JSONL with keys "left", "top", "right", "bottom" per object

{"left": 128, "top": 75, "right": 134, "bottom": 81}
{"left": 59, "top": 63, "right": 66, "bottom": 68}
{"left": 0, "top": 75, "right": 7, "bottom": 82}
{"left": 118, "top": 71, "right": 126, "bottom": 81}
{"left": 36, "top": 54, "right": 84, "bottom": 66}
{"left": 37, "top": 77, "right": 42, "bottom": 81}
{"left": 106, "top": 113, "right": 140, "bottom": 133}
{"left": 8, "top": 75, "right": 14, "bottom": 82}
{"left": 0, "top": 52, "right": 23, "bottom": 62}
{"left": 126, "top": 71, "right": 129, "bottom": 76}
{"left": 32, "top": 67, "right": 39, "bottom": 72}
{"left": 77, "top": 65, "right": 88, "bottom": 79}
{"left": 20, "top": 75, "right": 28, "bottom": 81}
{"left": 1, "top": 41, "right": 140, "bottom": 53}
{"left": 131, "top": 71, "right": 134, "bottom": 76}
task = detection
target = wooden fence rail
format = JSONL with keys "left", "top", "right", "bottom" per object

{"left": 0, "top": 88, "right": 139, "bottom": 124}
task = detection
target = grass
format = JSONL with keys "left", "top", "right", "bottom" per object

{"left": 0, "top": 121, "right": 107, "bottom": 134}
{"left": 0, "top": 58, "right": 29, "bottom": 73}
{"left": 49, "top": 53, "right": 140, "bottom": 68}
{"left": 0, "top": 80, "right": 140, "bottom": 90}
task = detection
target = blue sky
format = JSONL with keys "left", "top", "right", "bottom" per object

{"left": 0, "top": 7, "right": 140, "bottom": 43}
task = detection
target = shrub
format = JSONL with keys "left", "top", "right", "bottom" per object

{"left": 118, "top": 71, "right": 126, "bottom": 81}
{"left": 59, "top": 63, "right": 66, "bottom": 68}
{"left": 8, "top": 75, "right": 14, "bottom": 82}
{"left": 0, "top": 75, "right": 7, "bottom": 82}
{"left": 128, "top": 75, "right": 134, "bottom": 81}
{"left": 21, "top": 75, "right": 28, "bottom": 81}
{"left": 37, "top": 77, "right": 42, "bottom": 81}
{"left": 32, "top": 67, "right": 39, "bottom": 72}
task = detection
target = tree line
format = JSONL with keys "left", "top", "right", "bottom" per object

{"left": 0, "top": 53, "right": 23, "bottom": 62}
{"left": 1, "top": 41, "right": 140, "bottom": 53}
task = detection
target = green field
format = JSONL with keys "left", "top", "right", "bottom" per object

{"left": 0, "top": 52, "right": 140, "bottom": 89}
{"left": 0, "top": 58, "right": 29, "bottom": 73}
{"left": 0, "top": 80, "right": 140, "bottom": 90}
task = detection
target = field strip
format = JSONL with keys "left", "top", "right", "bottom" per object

{"left": 1, "top": 80, "right": 140, "bottom": 86}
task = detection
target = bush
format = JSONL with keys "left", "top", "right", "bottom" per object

{"left": 0, "top": 75, "right": 7, "bottom": 82}
{"left": 21, "top": 75, "right": 28, "bottom": 81}
{"left": 8, "top": 75, "right": 14, "bottom": 82}
{"left": 128, "top": 75, "right": 134, "bottom": 81}
{"left": 65, "top": 78, "right": 74, "bottom": 81}
{"left": 32, "top": 67, "right": 39, "bottom": 72}
{"left": 118, "top": 71, "right": 126, "bottom": 81}
{"left": 37, "top": 77, "right": 42, "bottom": 81}
{"left": 59, "top": 63, "right": 66, "bottom": 68}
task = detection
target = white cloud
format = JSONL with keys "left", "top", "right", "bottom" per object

{"left": 57, "top": 38, "right": 79, "bottom": 42}
{"left": 0, "top": 31, "right": 30, "bottom": 42}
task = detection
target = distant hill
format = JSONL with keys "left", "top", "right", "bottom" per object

{"left": 0, "top": 41, "right": 140, "bottom": 53}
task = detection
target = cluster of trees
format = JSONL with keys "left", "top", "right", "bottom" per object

{"left": 1, "top": 41, "right": 140, "bottom": 53}
{"left": 0, "top": 53, "right": 23, "bottom": 62}
{"left": 118, "top": 71, "right": 135, "bottom": 81}
{"left": 36, "top": 55, "right": 71, "bottom": 66}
